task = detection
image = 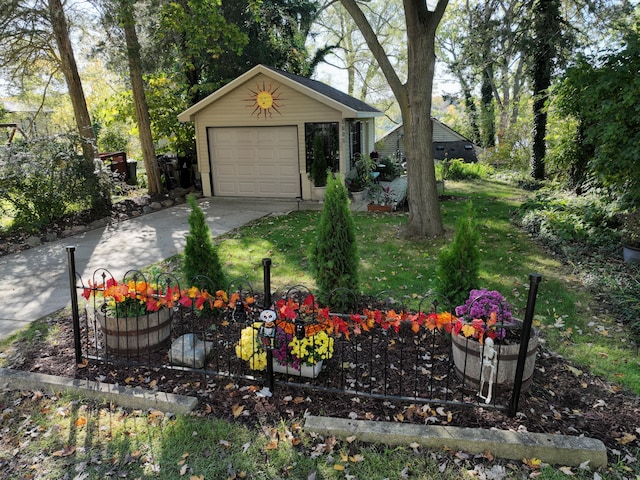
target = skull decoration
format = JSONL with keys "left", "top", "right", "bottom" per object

{"left": 259, "top": 309, "right": 277, "bottom": 349}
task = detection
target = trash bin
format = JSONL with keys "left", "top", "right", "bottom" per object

{"left": 126, "top": 160, "right": 137, "bottom": 185}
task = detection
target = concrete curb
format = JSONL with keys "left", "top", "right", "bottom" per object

{"left": 304, "top": 415, "right": 608, "bottom": 468}
{"left": 0, "top": 368, "right": 198, "bottom": 415}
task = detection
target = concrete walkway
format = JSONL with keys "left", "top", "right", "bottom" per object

{"left": 0, "top": 197, "right": 300, "bottom": 341}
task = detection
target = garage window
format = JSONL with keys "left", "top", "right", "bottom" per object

{"left": 305, "top": 123, "right": 339, "bottom": 173}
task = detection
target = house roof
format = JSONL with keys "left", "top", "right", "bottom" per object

{"left": 377, "top": 118, "right": 476, "bottom": 145}
{"left": 178, "top": 64, "right": 382, "bottom": 122}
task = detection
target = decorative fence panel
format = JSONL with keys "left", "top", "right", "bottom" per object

{"left": 67, "top": 247, "right": 542, "bottom": 417}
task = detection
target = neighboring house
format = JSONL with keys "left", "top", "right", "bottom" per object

{"left": 376, "top": 119, "right": 478, "bottom": 163}
{"left": 178, "top": 64, "right": 383, "bottom": 200}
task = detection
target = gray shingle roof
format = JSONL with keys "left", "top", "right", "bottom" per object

{"left": 264, "top": 65, "right": 381, "bottom": 114}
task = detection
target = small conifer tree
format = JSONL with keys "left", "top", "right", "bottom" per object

{"left": 436, "top": 202, "right": 480, "bottom": 306}
{"left": 310, "top": 136, "right": 328, "bottom": 187}
{"left": 310, "top": 172, "right": 359, "bottom": 308}
{"left": 183, "top": 195, "right": 226, "bottom": 290}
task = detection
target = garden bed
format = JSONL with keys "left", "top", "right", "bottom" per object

{"left": 2, "top": 309, "right": 639, "bottom": 461}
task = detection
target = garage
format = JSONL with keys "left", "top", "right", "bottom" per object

{"left": 178, "top": 64, "right": 381, "bottom": 200}
{"left": 208, "top": 126, "right": 300, "bottom": 198}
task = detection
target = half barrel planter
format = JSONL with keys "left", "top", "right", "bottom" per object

{"left": 451, "top": 324, "right": 539, "bottom": 395}
{"left": 95, "top": 306, "right": 172, "bottom": 355}
{"left": 272, "top": 359, "right": 323, "bottom": 379}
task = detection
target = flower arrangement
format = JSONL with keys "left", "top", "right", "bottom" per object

{"left": 452, "top": 289, "right": 515, "bottom": 343}
{"left": 235, "top": 294, "right": 335, "bottom": 371}
{"left": 82, "top": 277, "right": 237, "bottom": 317}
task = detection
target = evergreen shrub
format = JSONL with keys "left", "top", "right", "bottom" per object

{"left": 436, "top": 202, "right": 480, "bottom": 306}
{"left": 183, "top": 195, "right": 226, "bottom": 291}
{"left": 310, "top": 172, "right": 359, "bottom": 309}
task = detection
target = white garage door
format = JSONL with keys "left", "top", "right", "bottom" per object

{"left": 207, "top": 126, "right": 301, "bottom": 198}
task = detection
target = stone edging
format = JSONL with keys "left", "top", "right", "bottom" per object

{"left": 304, "top": 415, "right": 608, "bottom": 468}
{"left": 0, "top": 368, "right": 198, "bottom": 415}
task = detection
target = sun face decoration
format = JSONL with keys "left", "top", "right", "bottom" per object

{"left": 246, "top": 82, "right": 284, "bottom": 119}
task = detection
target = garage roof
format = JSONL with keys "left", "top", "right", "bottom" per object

{"left": 178, "top": 64, "right": 383, "bottom": 122}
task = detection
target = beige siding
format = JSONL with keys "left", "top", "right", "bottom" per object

{"left": 192, "top": 73, "right": 344, "bottom": 199}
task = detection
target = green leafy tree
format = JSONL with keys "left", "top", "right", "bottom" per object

{"left": 436, "top": 202, "right": 480, "bottom": 306}
{"left": 311, "top": 172, "right": 359, "bottom": 307}
{"left": 551, "top": 25, "right": 640, "bottom": 203}
{"left": 183, "top": 195, "right": 226, "bottom": 291}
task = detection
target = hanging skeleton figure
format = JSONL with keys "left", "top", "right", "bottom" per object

{"left": 478, "top": 337, "right": 497, "bottom": 403}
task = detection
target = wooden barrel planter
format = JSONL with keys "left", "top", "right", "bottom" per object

{"left": 451, "top": 325, "right": 539, "bottom": 394}
{"left": 94, "top": 306, "right": 172, "bottom": 355}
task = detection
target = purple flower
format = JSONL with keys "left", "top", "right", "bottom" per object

{"left": 455, "top": 289, "right": 514, "bottom": 325}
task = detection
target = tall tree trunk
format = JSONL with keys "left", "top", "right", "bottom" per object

{"left": 120, "top": 0, "right": 163, "bottom": 194}
{"left": 480, "top": 68, "right": 496, "bottom": 148}
{"left": 340, "top": 0, "right": 446, "bottom": 238}
{"left": 530, "top": 0, "right": 559, "bottom": 180}
{"left": 48, "top": 0, "right": 111, "bottom": 217}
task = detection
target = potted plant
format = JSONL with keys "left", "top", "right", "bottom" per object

{"left": 366, "top": 184, "right": 394, "bottom": 212}
{"left": 309, "top": 136, "right": 328, "bottom": 201}
{"left": 83, "top": 277, "right": 175, "bottom": 354}
{"left": 450, "top": 289, "right": 539, "bottom": 401}
{"left": 235, "top": 294, "right": 335, "bottom": 378}
{"left": 622, "top": 209, "right": 640, "bottom": 263}
{"left": 346, "top": 155, "right": 376, "bottom": 202}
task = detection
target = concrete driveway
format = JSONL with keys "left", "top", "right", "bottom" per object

{"left": 0, "top": 197, "right": 299, "bottom": 341}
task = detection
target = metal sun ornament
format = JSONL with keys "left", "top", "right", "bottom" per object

{"left": 246, "top": 82, "right": 284, "bottom": 119}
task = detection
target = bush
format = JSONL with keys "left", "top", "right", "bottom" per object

{"left": 517, "top": 190, "right": 621, "bottom": 254}
{"left": 310, "top": 172, "right": 359, "bottom": 308}
{"left": 436, "top": 202, "right": 480, "bottom": 306}
{"left": 444, "top": 159, "right": 493, "bottom": 180}
{"left": 183, "top": 195, "right": 226, "bottom": 291}
{"left": 0, "top": 134, "right": 111, "bottom": 232}
{"left": 310, "top": 136, "right": 328, "bottom": 187}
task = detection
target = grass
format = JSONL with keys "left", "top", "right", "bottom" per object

{"left": 2, "top": 389, "right": 636, "bottom": 479}
{"left": 1, "top": 177, "right": 639, "bottom": 479}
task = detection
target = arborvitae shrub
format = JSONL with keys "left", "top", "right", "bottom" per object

{"left": 310, "top": 172, "right": 359, "bottom": 309}
{"left": 310, "top": 136, "right": 328, "bottom": 187}
{"left": 183, "top": 195, "right": 226, "bottom": 291}
{"left": 436, "top": 201, "right": 480, "bottom": 306}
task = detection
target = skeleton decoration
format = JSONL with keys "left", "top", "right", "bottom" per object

{"left": 259, "top": 309, "right": 277, "bottom": 349}
{"left": 478, "top": 337, "right": 497, "bottom": 404}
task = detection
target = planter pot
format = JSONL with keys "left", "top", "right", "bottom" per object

{"left": 312, "top": 186, "right": 326, "bottom": 202}
{"left": 451, "top": 325, "right": 539, "bottom": 396}
{"left": 272, "top": 359, "right": 323, "bottom": 378}
{"left": 94, "top": 306, "right": 172, "bottom": 355}
{"left": 623, "top": 244, "right": 640, "bottom": 263}
{"left": 351, "top": 190, "right": 367, "bottom": 204}
{"left": 367, "top": 204, "right": 392, "bottom": 212}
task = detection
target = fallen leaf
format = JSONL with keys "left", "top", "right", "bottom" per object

{"left": 523, "top": 457, "right": 542, "bottom": 470}
{"left": 566, "top": 365, "right": 583, "bottom": 377}
{"left": 616, "top": 433, "right": 637, "bottom": 445}
{"left": 52, "top": 446, "right": 76, "bottom": 457}
{"left": 333, "top": 464, "right": 345, "bottom": 471}
{"left": 345, "top": 435, "right": 357, "bottom": 444}
{"left": 559, "top": 466, "right": 574, "bottom": 475}
{"left": 349, "top": 454, "right": 364, "bottom": 462}
{"left": 75, "top": 416, "right": 87, "bottom": 427}
{"left": 265, "top": 439, "right": 279, "bottom": 450}
{"left": 232, "top": 404, "right": 244, "bottom": 418}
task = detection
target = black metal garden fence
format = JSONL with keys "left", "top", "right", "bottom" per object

{"left": 66, "top": 247, "right": 542, "bottom": 417}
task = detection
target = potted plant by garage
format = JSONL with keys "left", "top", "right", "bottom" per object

{"left": 310, "top": 136, "right": 328, "bottom": 201}
{"left": 450, "top": 289, "right": 539, "bottom": 402}
{"left": 346, "top": 154, "right": 376, "bottom": 203}
{"left": 366, "top": 183, "right": 394, "bottom": 212}
{"left": 622, "top": 209, "right": 640, "bottom": 263}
